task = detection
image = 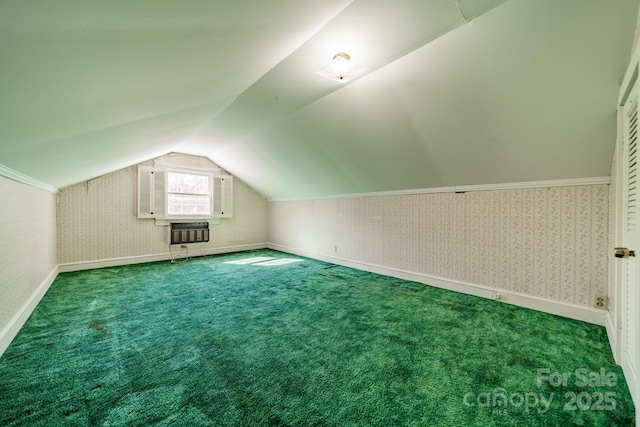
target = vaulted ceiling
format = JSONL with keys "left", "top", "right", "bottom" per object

{"left": 0, "top": 0, "right": 638, "bottom": 199}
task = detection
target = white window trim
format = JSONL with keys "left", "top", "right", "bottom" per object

{"left": 165, "top": 168, "right": 214, "bottom": 219}
{"left": 138, "top": 163, "right": 233, "bottom": 221}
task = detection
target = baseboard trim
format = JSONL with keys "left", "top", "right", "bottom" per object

{"left": 59, "top": 243, "right": 268, "bottom": 273}
{"left": 0, "top": 266, "right": 59, "bottom": 358}
{"left": 268, "top": 244, "right": 607, "bottom": 326}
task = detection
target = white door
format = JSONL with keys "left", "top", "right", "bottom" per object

{"left": 617, "top": 77, "right": 640, "bottom": 417}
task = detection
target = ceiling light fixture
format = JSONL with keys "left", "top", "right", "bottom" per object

{"left": 315, "top": 52, "right": 367, "bottom": 83}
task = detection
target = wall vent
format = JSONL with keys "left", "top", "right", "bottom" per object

{"left": 170, "top": 222, "right": 209, "bottom": 245}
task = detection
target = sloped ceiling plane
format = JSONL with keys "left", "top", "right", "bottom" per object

{"left": 0, "top": 0, "right": 638, "bottom": 199}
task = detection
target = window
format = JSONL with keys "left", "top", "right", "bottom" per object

{"left": 167, "top": 171, "right": 211, "bottom": 216}
{"left": 138, "top": 165, "right": 233, "bottom": 220}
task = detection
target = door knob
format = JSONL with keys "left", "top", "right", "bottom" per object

{"left": 614, "top": 247, "right": 636, "bottom": 258}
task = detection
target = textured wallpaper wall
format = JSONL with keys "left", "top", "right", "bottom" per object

{"left": 57, "top": 154, "right": 268, "bottom": 265}
{"left": 269, "top": 185, "right": 610, "bottom": 308}
{"left": 0, "top": 176, "right": 57, "bottom": 334}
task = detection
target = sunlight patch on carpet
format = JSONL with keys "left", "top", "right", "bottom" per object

{"left": 252, "top": 258, "right": 304, "bottom": 266}
{"left": 223, "top": 256, "right": 276, "bottom": 265}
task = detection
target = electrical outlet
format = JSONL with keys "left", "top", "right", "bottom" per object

{"left": 594, "top": 294, "right": 608, "bottom": 310}
{"left": 491, "top": 292, "right": 501, "bottom": 301}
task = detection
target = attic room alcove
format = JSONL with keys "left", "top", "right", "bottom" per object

{"left": 56, "top": 153, "right": 269, "bottom": 269}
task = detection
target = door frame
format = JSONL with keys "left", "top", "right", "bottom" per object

{"left": 612, "top": 53, "right": 640, "bottom": 423}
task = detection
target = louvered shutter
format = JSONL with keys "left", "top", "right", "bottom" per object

{"left": 627, "top": 100, "right": 638, "bottom": 235}
{"left": 213, "top": 175, "right": 233, "bottom": 218}
{"left": 153, "top": 170, "right": 166, "bottom": 218}
{"left": 620, "top": 82, "right": 640, "bottom": 405}
{"left": 138, "top": 166, "right": 153, "bottom": 218}
{"left": 138, "top": 167, "right": 166, "bottom": 218}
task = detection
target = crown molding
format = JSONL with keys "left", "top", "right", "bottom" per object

{"left": 0, "top": 163, "right": 58, "bottom": 193}
{"left": 267, "top": 177, "right": 611, "bottom": 202}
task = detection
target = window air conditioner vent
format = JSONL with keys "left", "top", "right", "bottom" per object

{"left": 170, "top": 222, "right": 209, "bottom": 245}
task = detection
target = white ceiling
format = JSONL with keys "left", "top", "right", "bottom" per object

{"left": 0, "top": 0, "right": 638, "bottom": 199}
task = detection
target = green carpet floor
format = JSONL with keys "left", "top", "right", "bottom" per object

{"left": 0, "top": 249, "right": 634, "bottom": 426}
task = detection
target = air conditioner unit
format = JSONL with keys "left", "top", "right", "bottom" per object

{"left": 170, "top": 222, "right": 209, "bottom": 245}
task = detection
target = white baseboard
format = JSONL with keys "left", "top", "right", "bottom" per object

{"left": 59, "top": 243, "right": 268, "bottom": 273}
{"left": 0, "top": 266, "right": 59, "bottom": 358}
{"left": 3, "top": 243, "right": 608, "bottom": 359}
{"left": 268, "top": 244, "right": 607, "bottom": 327}
{"left": 1, "top": 244, "right": 267, "bottom": 358}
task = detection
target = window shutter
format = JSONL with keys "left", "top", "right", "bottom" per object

{"left": 153, "top": 170, "right": 166, "bottom": 218}
{"left": 137, "top": 166, "right": 153, "bottom": 218}
{"left": 138, "top": 167, "right": 166, "bottom": 218}
{"left": 213, "top": 175, "right": 233, "bottom": 218}
{"left": 140, "top": 166, "right": 228, "bottom": 220}
{"left": 627, "top": 99, "right": 638, "bottom": 235}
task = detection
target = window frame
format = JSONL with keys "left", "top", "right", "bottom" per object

{"left": 138, "top": 162, "right": 233, "bottom": 221}
{"left": 165, "top": 168, "right": 214, "bottom": 219}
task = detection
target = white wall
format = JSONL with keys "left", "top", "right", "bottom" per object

{"left": 269, "top": 184, "right": 609, "bottom": 318}
{"left": 57, "top": 154, "right": 268, "bottom": 267}
{"left": 0, "top": 176, "right": 57, "bottom": 355}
